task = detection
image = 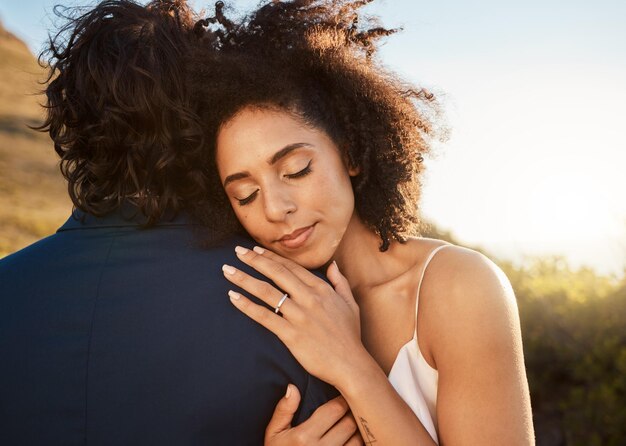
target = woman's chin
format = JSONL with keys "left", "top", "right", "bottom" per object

{"left": 277, "top": 249, "right": 332, "bottom": 271}
{"left": 301, "top": 257, "right": 332, "bottom": 271}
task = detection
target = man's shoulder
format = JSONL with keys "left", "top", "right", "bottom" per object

{"left": 0, "top": 232, "right": 64, "bottom": 272}
{"left": 0, "top": 212, "right": 254, "bottom": 286}
{"left": 53, "top": 208, "right": 255, "bottom": 259}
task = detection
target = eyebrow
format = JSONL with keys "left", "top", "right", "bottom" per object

{"left": 223, "top": 142, "right": 312, "bottom": 187}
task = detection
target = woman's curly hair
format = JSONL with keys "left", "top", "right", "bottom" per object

{"left": 188, "top": 0, "right": 443, "bottom": 250}
{"left": 36, "top": 0, "right": 209, "bottom": 224}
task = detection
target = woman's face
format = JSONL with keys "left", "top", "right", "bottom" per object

{"left": 216, "top": 106, "right": 357, "bottom": 269}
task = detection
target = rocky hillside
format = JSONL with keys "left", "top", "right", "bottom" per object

{"left": 0, "top": 20, "right": 70, "bottom": 258}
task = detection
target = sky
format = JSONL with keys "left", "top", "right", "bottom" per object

{"left": 1, "top": 0, "right": 625, "bottom": 274}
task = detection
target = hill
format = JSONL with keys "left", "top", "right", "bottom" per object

{"left": 0, "top": 20, "right": 70, "bottom": 257}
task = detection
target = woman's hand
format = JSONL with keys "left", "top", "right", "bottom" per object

{"left": 265, "top": 384, "right": 363, "bottom": 446}
{"left": 222, "top": 245, "right": 368, "bottom": 388}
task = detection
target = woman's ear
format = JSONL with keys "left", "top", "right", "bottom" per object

{"left": 347, "top": 164, "right": 361, "bottom": 177}
{"left": 342, "top": 150, "right": 361, "bottom": 177}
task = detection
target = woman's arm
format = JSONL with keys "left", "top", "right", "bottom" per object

{"left": 421, "top": 247, "right": 534, "bottom": 445}
{"left": 335, "top": 247, "right": 535, "bottom": 445}
{"left": 224, "top": 245, "right": 533, "bottom": 445}
{"left": 331, "top": 353, "right": 439, "bottom": 445}
{"left": 223, "top": 246, "right": 437, "bottom": 445}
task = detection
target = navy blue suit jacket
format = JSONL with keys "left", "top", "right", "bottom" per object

{"left": 0, "top": 208, "right": 336, "bottom": 445}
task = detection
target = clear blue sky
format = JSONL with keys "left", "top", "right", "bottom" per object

{"left": 2, "top": 0, "right": 625, "bottom": 273}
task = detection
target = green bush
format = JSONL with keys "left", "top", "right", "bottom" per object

{"left": 501, "top": 258, "right": 626, "bottom": 445}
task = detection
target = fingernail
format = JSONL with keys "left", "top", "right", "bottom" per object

{"left": 222, "top": 264, "right": 236, "bottom": 275}
{"left": 333, "top": 260, "right": 338, "bottom": 269}
{"left": 285, "top": 384, "right": 293, "bottom": 399}
{"left": 253, "top": 246, "right": 265, "bottom": 254}
{"left": 228, "top": 290, "right": 241, "bottom": 301}
{"left": 235, "top": 246, "right": 249, "bottom": 255}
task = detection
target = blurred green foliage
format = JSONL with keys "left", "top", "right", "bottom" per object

{"left": 422, "top": 222, "right": 626, "bottom": 444}
{"left": 501, "top": 258, "right": 626, "bottom": 446}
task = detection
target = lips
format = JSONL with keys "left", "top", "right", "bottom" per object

{"left": 277, "top": 224, "right": 316, "bottom": 249}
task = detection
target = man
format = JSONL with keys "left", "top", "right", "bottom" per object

{"left": 0, "top": 1, "right": 346, "bottom": 444}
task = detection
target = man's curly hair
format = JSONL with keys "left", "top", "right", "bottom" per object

{"left": 188, "top": 0, "right": 442, "bottom": 250}
{"left": 37, "top": 0, "right": 209, "bottom": 224}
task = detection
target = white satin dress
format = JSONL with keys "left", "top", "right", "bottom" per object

{"left": 387, "top": 244, "right": 450, "bottom": 444}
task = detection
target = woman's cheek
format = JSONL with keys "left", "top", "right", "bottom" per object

{"left": 237, "top": 210, "right": 253, "bottom": 226}
{"left": 238, "top": 210, "right": 265, "bottom": 242}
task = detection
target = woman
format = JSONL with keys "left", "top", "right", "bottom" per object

{"left": 189, "top": 1, "right": 534, "bottom": 444}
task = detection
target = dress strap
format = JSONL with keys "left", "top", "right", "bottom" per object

{"left": 413, "top": 244, "right": 451, "bottom": 338}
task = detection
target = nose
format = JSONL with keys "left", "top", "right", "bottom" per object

{"left": 262, "top": 185, "right": 296, "bottom": 222}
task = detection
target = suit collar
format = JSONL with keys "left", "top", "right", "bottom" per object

{"left": 57, "top": 203, "right": 193, "bottom": 232}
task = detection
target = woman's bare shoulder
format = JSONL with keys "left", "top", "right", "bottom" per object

{"left": 418, "top": 242, "right": 514, "bottom": 303}
{"left": 417, "top": 243, "right": 521, "bottom": 365}
{"left": 400, "top": 237, "right": 453, "bottom": 268}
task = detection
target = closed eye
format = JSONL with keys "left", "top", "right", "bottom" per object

{"left": 235, "top": 160, "right": 312, "bottom": 206}
{"left": 285, "top": 160, "right": 312, "bottom": 179}
{"left": 236, "top": 189, "right": 259, "bottom": 206}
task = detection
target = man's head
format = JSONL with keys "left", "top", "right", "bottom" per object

{"left": 39, "top": 0, "right": 207, "bottom": 224}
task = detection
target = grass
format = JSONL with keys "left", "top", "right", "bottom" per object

{"left": 0, "top": 21, "right": 71, "bottom": 258}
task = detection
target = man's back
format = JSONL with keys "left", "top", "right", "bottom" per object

{"left": 0, "top": 208, "right": 335, "bottom": 445}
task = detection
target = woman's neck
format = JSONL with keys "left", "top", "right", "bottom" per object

{"left": 331, "top": 213, "right": 414, "bottom": 297}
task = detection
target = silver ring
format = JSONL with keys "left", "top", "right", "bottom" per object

{"left": 274, "top": 293, "right": 289, "bottom": 314}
